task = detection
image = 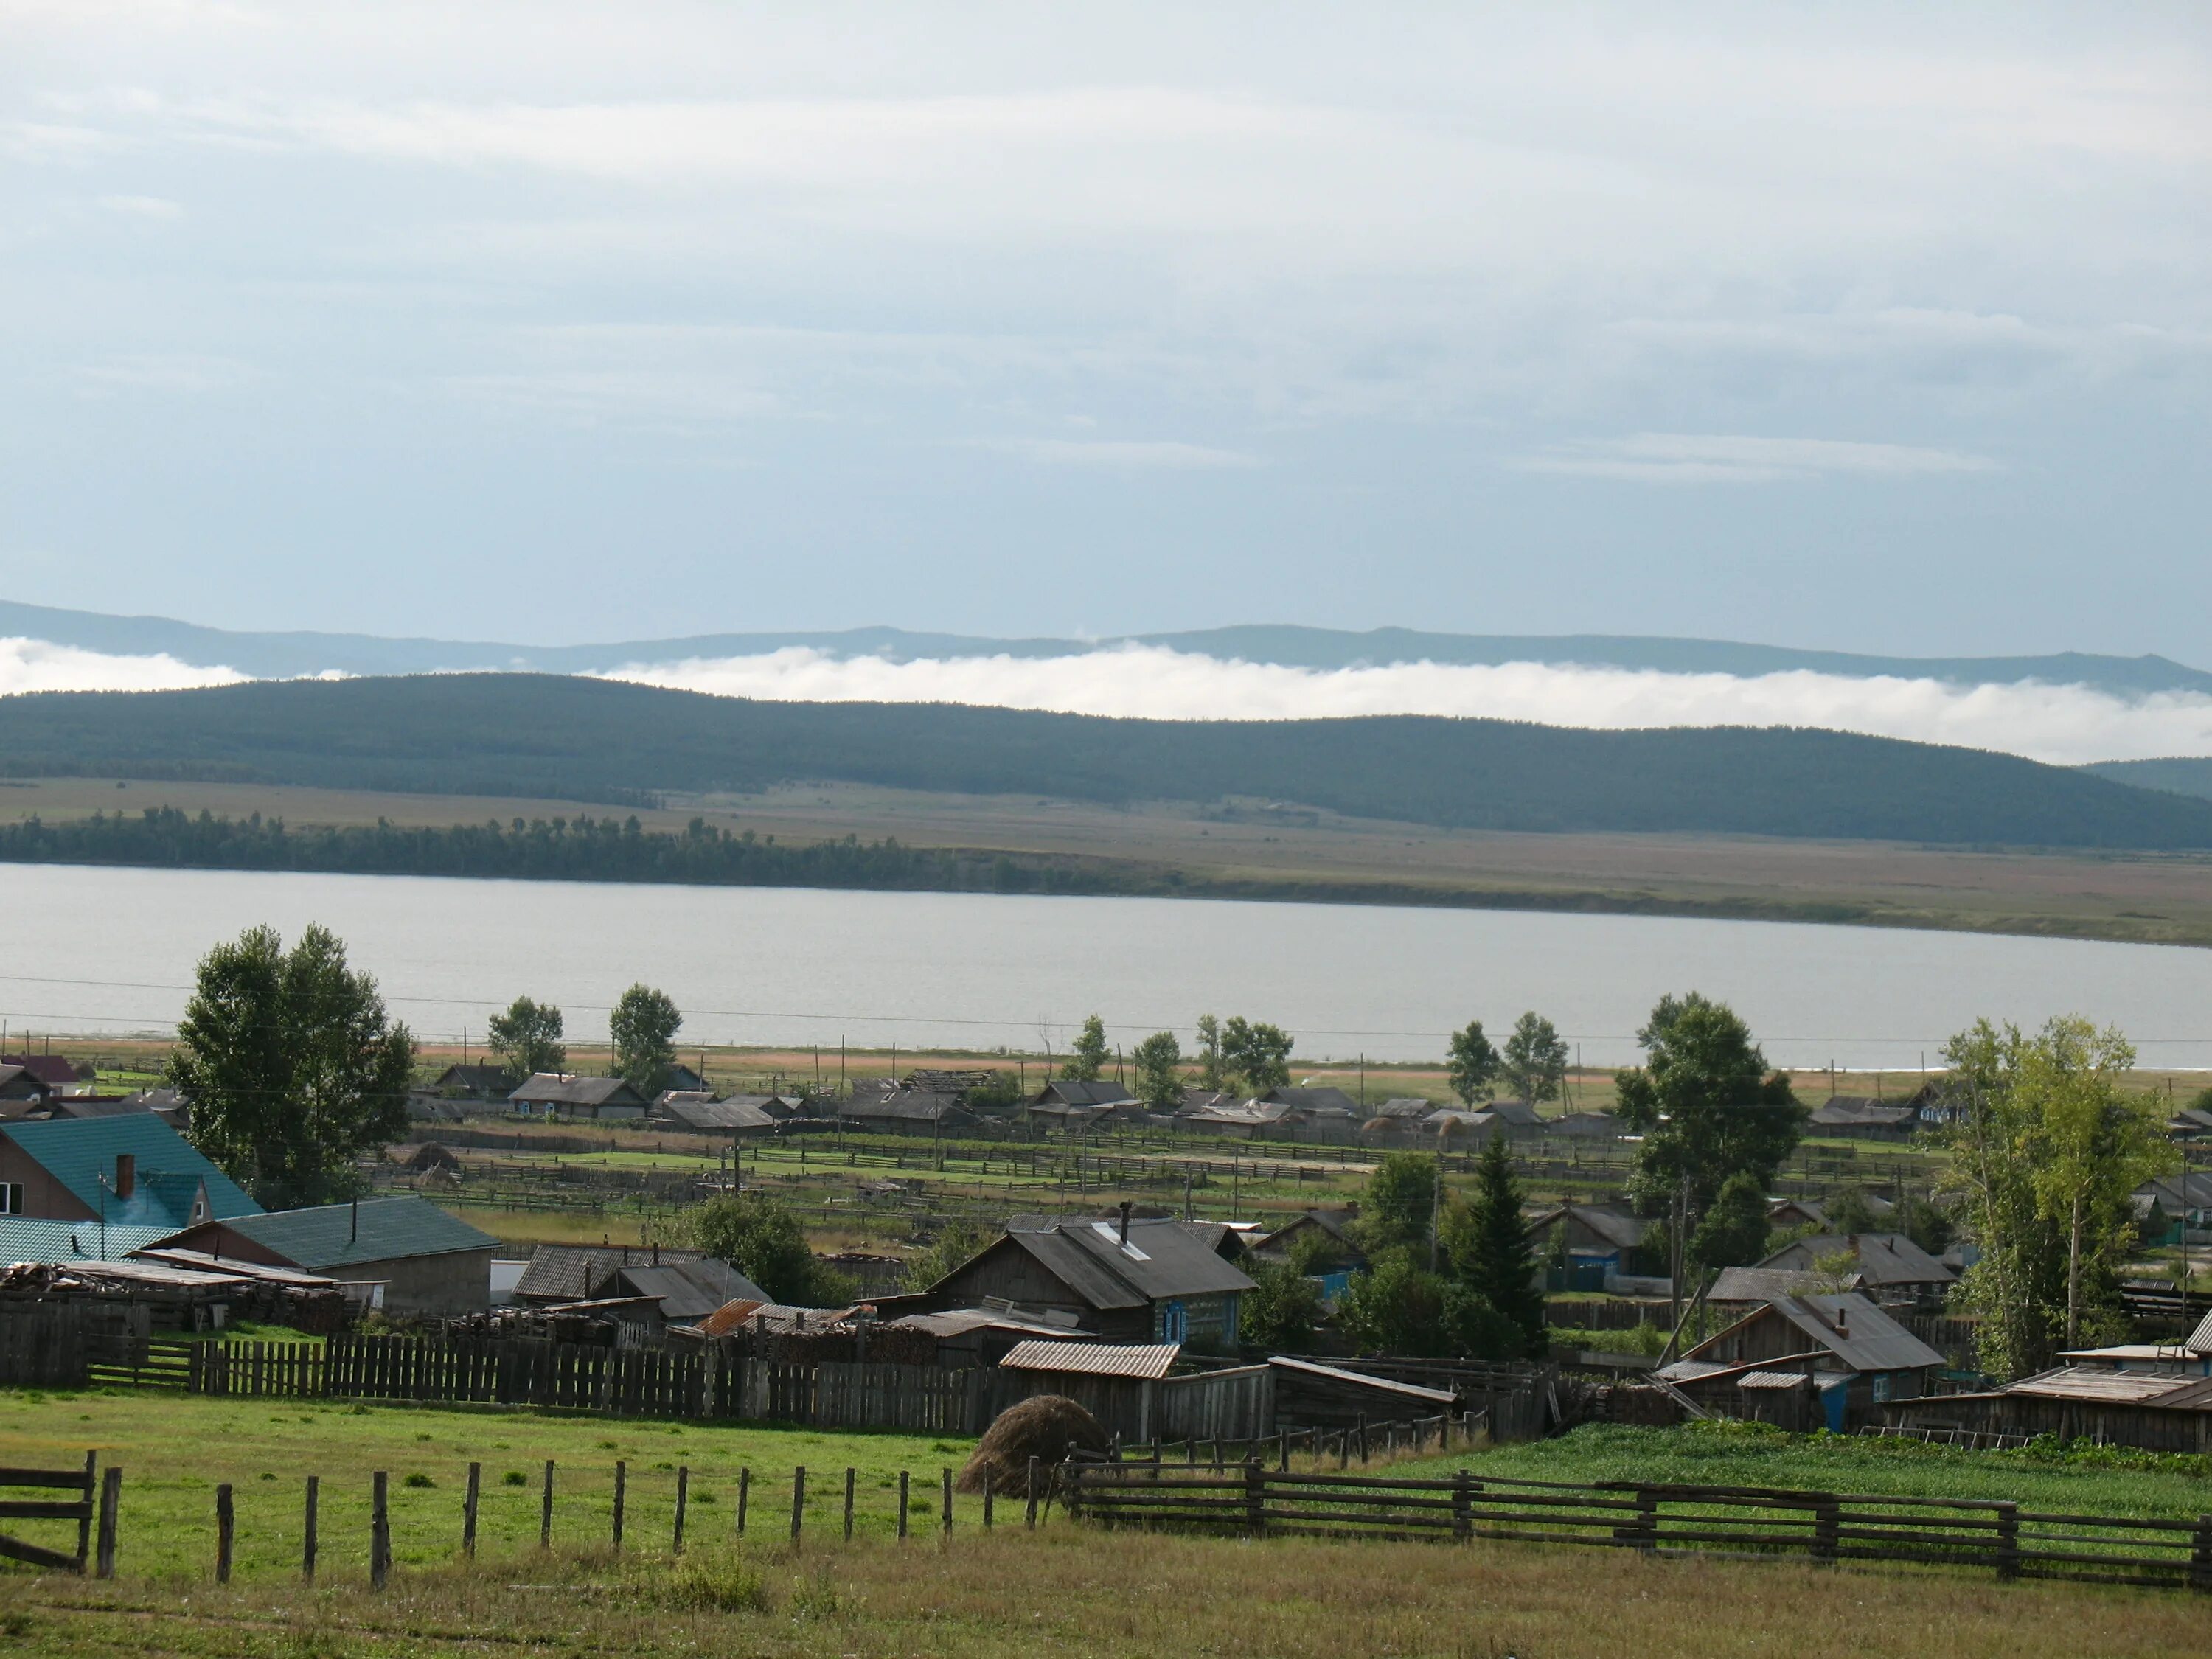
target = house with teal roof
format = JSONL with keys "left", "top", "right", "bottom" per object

{"left": 0, "top": 1115, "right": 260, "bottom": 1232}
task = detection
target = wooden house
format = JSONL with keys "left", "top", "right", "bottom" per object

{"left": 0, "top": 1116, "right": 259, "bottom": 1231}
{"left": 1526, "top": 1204, "right": 1657, "bottom": 1287}
{"left": 1658, "top": 1292, "right": 1943, "bottom": 1430}
{"left": 837, "top": 1084, "right": 976, "bottom": 1135}
{"left": 915, "top": 1211, "right": 1255, "bottom": 1349}
{"left": 506, "top": 1074, "right": 650, "bottom": 1121}
{"left": 1885, "top": 1366, "right": 2212, "bottom": 1453}
{"left": 148, "top": 1195, "right": 498, "bottom": 1318}
{"left": 1753, "top": 1233, "right": 1954, "bottom": 1306}
{"left": 1806, "top": 1096, "right": 1919, "bottom": 1141}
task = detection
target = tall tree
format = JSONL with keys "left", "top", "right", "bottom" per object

{"left": 689, "top": 1190, "right": 852, "bottom": 1305}
{"left": 1240, "top": 1256, "right": 1326, "bottom": 1352}
{"left": 1131, "top": 1031, "right": 1184, "bottom": 1110}
{"left": 1062, "top": 1014, "right": 1110, "bottom": 1082}
{"left": 1615, "top": 993, "right": 1804, "bottom": 1222}
{"left": 609, "top": 984, "right": 682, "bottom": 1093}
{"left": 1500, "top": 1012, "right": 1569, "bottom": 1105}
{"left": 1194, "top": 1015, "right": 1225, "bottom": 1092}
{"left": 486, "top": 995, "right": 565, "bottom": 1082}
{"left": 1357, "top": 1150, "right": 1441, "bottom": 1255}
{"left": 1688, "top": 1171, "right": 1773, "bottom": 1269}
{"left": 1446, "top": 1018, "right": 1500, "bottom": 1106}
{"left": 1448, "top": 1138, "right": 1546, "bottom": 1357}
{"left": 167, "top": 923, "right": 414, "bottom": 1209}
{"left": 1220, "top": 1016, "right": 1294, "bottom": 1094}
{"left": 1940, "top": 1016, "right": 2161, "bottom": 1369}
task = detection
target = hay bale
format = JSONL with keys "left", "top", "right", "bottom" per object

{"left": 956, "top": 1394, "right": 1110, "bottom": 1495}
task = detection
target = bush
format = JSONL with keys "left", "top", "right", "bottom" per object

{"left": 660, "top": 1558, "right": 768, "bottom": 1613}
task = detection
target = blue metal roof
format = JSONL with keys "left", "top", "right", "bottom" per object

{"left": 0, "top": 1115, "right": 260, "bottom": 1228}
{"left": 0, "top": 1216, "right": 176, "bottom": 1264}
{"left": 175, "top": 1196, "right": 498, "bottom": 1271}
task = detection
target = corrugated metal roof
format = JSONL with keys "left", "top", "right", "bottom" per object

{"left": 2005, "top": 1368, "right": 2212, "bottom": 1408}
{"left": 1738, "top": 1370, "right": 1815, "bottom": 1390}
{"left": 1770, "top": 1294, "right": 1944, "bottom": 1373}
{"left": 1709, "top": 1266, "right": 1860, "bottom": 1304}
{"left": 0, "top": 1116, "right": 260, "bottom": 1228}
{"left": 515, "top": 1244, "right": 708, "bottom": 1301}
{"left": 1001, "top": 1340, "right": 1181, "bottom": 1380}
{"left": 159, "top": 1197, "right": 496, "bottom": 1271}
{"left": 616, "top": 1260, "right": 768, "bottom": 1320}
{"left": 0, "top": 1216, "right": 175, "bottom": 1263}
{"left": 2188, "top": 1308, "right": 2212, "bottom": 1355}
{"left": 1759, "top": 1234, "right": 1953, "bottom": 1287}
{"left": 509, "top": 1074, "right": 644, "bottom": 1107}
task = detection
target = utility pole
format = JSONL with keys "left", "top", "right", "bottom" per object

{"left": 1428, "top": 1153, "right": 1442, "bottom": 1273}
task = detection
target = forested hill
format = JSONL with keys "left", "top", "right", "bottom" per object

{"left": 4, "top": 674, "right": 2212, "bottom": 849}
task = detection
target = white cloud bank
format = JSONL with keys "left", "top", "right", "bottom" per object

{"left": 10, "top": 636, "right": 2211, "bottom": 766}
{"left": 0, "top": 638, "right": 245, "bottom": 695}
{"left": 601, "top": 645, "right": 2212, "bottom": 766}
{"left": 1511, "top": 433, "right": 2002, "bottom": 484}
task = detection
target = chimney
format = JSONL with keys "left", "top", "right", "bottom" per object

{"left": 114, "top": 1152, "right": 135, "bottom": 1201}
{"left": 1834, "top": 1307, "right": 1849, "bottom": 1338}
{"left": 1118, "top": 1200, "right": 1133, "bottom": 1246}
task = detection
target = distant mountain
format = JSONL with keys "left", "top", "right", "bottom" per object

{"left": 2079, "top": 757, "right": 2212, "bottom": 802}
{"left": 4, "top": 600, "right": 2208, "bottom": 698}
{"left": 6, "top": 673, "right": 2212, "bottom": 849}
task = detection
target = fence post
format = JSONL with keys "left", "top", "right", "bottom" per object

{"left": 303, "top": 1475, "right": 318, "bottom": 1581}
{"left": 942, "top": 1468, "right": 953, "bottom": 1537}
{"left": 2189, "top": 1513, "right": 2212, "bottom": 1593}
{"left": 897, "top": 1470, "right": 909, "bottom": 1540}
{"left": 1025, "top": 1458, "right": 1040, "bottom": 1530}
{"left": 1358, "top": 1416, "right": 1369, "bottom": 1466}
{"left": 1451, "top": 1470, "right": 1471, "bottom": 1543}
{"left": 463, "top": 1462, "right": 481, "bottom": 1558}
{"left": 790, "top": 1467, "right": 806, "bottom": 1545}
{"left": 77, "top": 1450, "right": 94, "bottom": 1568}
{"left": 673, "top": 1466, "right": 689, "bottom": 1554}
{"left": 95, "top": 1467, "right": 121, "bottom": 1580}
{"left": 1995, "top": 1502, "right": 2020, "bottom": 1580}
{"left": 1813, "top": 1494, "right": 1839, "bottom": 1565}
{"left": 371, "top": 1472, "right": 391, "bottom": 1590}
{"left": 1244, "top": 1458, "right": 1265, "bottom": 1537}
{"left": 737, "top": 1467, "right": 750, "bottom": 1537}
{"left": 844, "top": 1468, "right": 855, "bottom": 1542}
{"left": 1277, "top": 1429, "right": 1289, "bottom": 1472}
{"left": 540, "top": 1460, "right": 554, "bottom": 1549}
{"left": 983, "top": 1482, "right": 994, "bottom": 1530}
{"left": 214, "top": 1484, "right": 234, "bottom": 1584}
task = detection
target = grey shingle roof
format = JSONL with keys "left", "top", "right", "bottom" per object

{"left": 1703, "top": 1293, "right": 1943, "bottom": 1374}
{"left": 1004, "top": 1217, "right": 1256, "bottom": 1306}
{"left": 1759, "top": 1233, "right": 1953, "bottom": 1287}
{"left": 515, "top": 1244, "right": 709, "bottom": 1301}
{"left": 616, "top": 1259, "right": 768, "bottom": 1320}
{"left": 1035, "top": 1080, "right": 1138, "bottom": 1107}
{"left": 508, "top": 1074, "right": 647, "bottom": 1108}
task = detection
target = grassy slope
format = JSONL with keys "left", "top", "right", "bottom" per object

{"left": 4, "top": 1394, "right": 2205, "bottom": 1658}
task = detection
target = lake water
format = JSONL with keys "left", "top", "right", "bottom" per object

{"left": 6, "top": 863, "right": 2211, "bottom": 1071}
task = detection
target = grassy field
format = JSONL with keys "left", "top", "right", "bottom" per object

{"left": 4, "top": 1393, "right": 2207, "bottom": 1656}
{"left": 1399, "top": 1421, "right": 2212, "bottom": 1522}
{"left": 15, "top": 773, "right": 2212, "bottom": 947}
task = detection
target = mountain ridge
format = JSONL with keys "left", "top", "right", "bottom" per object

{"left": 4, "top": 600, "right": 2207, "bottom": 698}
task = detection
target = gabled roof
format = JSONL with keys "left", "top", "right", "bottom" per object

{"left": 838, "top": 1089, "right": 971, "bottom": 1122}
{"left": 508, "top": 1074, "right": 646, "bottom": 1107}
{"left": 654, "top": 1096, "right": 778, "bottom": 1132}
{"left": 1001, "top": 1340, "right": 1180, "bottom": 1380}
{"left": 1686, "top": 1293, "right": 1943, "bottom": 1374}
{"left": 0, "top": 1065, "right": 52, "bottom": 1098}
{"left": 1998, "top": 1368, "right": 2212, "bottom": 1410}
{"left": 1708, "top": 1265, "right": 1861, "bottom": 1304}
{"left": 1260, "top": 1087, "right": 1361, "bottom": 1116}
{"left": 615, "top": 1259, "right": 768, "bottom": 1320}
{"left": 992, "top": 1217, "right": 1257, "bottom": 1309}
{"left": 1, "top": 1054, "right": 80, "bottom": 1088}
{"left": 1528, "top": 1204, "right": 1648, "bottom": 1251}
{"left": 514, "top": 1243, "right": 709, "bottom": 1302}
{"left": 1759, "top": 1233, "right": 1953, "bottom": 1287}
{"left": 432, "top": 1065, "right": 513, "bottom": 1095}
{"left": 1369, "top": 1098, "right": 1436, "bottom": 1119}
{"left": 0, "top": 1115, "right": 260, "bottom": 1228}
{"left": 1035, "top": 1079, "right": 1138, "bottom": 1107}
{"left": 1481, "top": 1099, "right": 1544, "bottom": 1127}
{"left": 156, "top": 1196, "right": 496, "bottom": 1271}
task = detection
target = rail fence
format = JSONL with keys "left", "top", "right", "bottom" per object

{"left": 1060, "top": 1462, "right": 2212, "bottom": 1592}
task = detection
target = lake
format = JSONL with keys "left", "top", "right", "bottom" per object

{"left": 6, "top": 863, "right": 2211, "bottom": 1070}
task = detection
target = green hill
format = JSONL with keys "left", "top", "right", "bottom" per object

{"left": 2078, "top": 757, "right": 2212, "bottom": 803}
{"left": 4, "top": 674, "right": 2211, "bottom": 849}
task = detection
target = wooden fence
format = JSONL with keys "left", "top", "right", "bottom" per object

{"left": 0, "top": 1452, "right": 116, "bottom": 1576}
{"left": 1061, "top": 1463, "right": 2212, "bottom": 1592}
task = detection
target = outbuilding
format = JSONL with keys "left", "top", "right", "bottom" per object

{"left": 147, "top": 1195, "right": 498, "bottom": 1318}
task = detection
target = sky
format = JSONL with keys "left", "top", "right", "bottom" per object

{"left": 4, "top": 3, "right": 2209, "bottom": 655}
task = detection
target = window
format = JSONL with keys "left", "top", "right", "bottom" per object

{"left": 0, "top": 1182, "right": 23, "bottom": 1214}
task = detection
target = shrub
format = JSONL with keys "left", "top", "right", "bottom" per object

{"left": 661, "top": 1559, "right": 768, "bottom": 1613}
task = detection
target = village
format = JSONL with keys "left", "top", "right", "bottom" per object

{"left": 7, "top": 968, "right": 2212, "bottom": 1629}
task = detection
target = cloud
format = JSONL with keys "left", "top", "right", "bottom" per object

{"left": 597, "top": 644, "right": 2212, "bottom": 766}
{"left": 96, "top": 192, "right": 184, "bottom": 219}
{"left": 72, "top": 353, "right": 257, "bottom": 395}
{"left": 0, "top": 638, "right": 244, "bottom": 695}
{"left": 1510, "top": 433, "right": 2003, "bottom": 484}
{"left": 967, "top": 437, "right": 1264, "bottom": 470}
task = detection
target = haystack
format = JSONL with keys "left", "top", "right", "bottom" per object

{"left": 956, "top": 1394, "right": 1110, "bottom": 1495}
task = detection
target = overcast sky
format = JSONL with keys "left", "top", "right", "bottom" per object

{"left": 4, "top": 3, "right": 2208, "bottom": 654}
